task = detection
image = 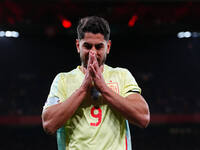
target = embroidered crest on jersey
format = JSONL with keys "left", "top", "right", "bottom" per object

{"left": 107, "top": 81, "right": 119, "bottom": 94}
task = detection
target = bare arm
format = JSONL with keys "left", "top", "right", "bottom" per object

{"left": 101, "top": 86, "right": 150, "bottom": 128}
{"left": 42, "top": 86, "right": 87, "bottom": 134}
{"left": 42, "top": 65, "right": 92, "bottom": 134}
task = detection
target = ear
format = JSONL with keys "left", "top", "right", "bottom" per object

{"left": 106, "top": 40, "right": 111, "bottom": 54}
{"left": 76, "top": 39, "right": 80, "bottom": 53}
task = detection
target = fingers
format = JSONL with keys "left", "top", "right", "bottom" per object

{"left": 87, "top": 51, "right": 101, "bottom": 80}
{"left": 88, "top": 51, "right": 96, "bottom": 71}
{"left": 81, "top": 51, "right": 98, "bottom": 91}
{"left": 88, "top": 52, "right": 97, "bottom": 72}
{"left": 83, "top": 68, "right": 92, "bottom": 88}
{"left": 89, "top": 62, "right": 101, "bottom": 80}
{"left": 89, "top": 63, "right": 97, "bottom": 77}
{"left": 93, "top": 60, "right": 99, "bottom": 71}
{"left": 89, "top": 51, "right": 98, "bottom": 68}
{"left": 87, "top": 52, "right": 92, "bottom": 69}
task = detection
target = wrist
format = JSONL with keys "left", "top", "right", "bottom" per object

{"left": 98, "top": 82, "right": 108, "bottom": 94}
{"left": 79, "top": 85, "right": 88, "bottom": 96}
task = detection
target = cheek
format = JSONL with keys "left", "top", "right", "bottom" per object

{"left": 81, "top": 49, "right": 89, "bottom": 58}
{"left": 80, "top": 47, "right": 88, "bottom": 54}
{"left": 96, "top": 51, "right": 106, "bottom": 59}
{"left": 99, "top": 49, "right": 107, "bottom": 55}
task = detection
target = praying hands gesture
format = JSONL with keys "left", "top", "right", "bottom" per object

{"left": 81, "top": 51, "right": 106, "bottom": 94}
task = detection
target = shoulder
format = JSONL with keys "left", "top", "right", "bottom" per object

{"left": 105, "top": 64, "right": 131, "bottom": 75}
{"left": 104, "top": 65, "right": 137, "bottom": 83}
{"left": 54, "top": 67, "right": 81, "bottom": 81}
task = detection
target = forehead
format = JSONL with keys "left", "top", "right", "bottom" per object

{"left": 81, "top": 32, "right": 106, "bottom": 44}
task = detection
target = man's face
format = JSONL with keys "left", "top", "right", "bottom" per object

{"left": 76, "top": 32, "right": 111, "bottom": 68}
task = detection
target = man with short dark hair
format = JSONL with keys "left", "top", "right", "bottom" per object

{"left": 42, "top": 16, "right": 150, "bottom": 150}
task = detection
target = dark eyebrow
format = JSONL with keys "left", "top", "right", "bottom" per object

{"left": 95, "top": 43, "right": 104, "bottom": 50}
{"left": 83, "top": 42, "right": 104, "bottom": 45}
{"left": 82, "top": 42, "right": 104, "bottom": 50}
{"left": 83, "top": 42, "right": 91, "bottom": 45}
{"left": 95, "top": 43, "right": 104, "bottom": 46}
{"left": 83, "top": 42, "right": 92, "bottom": 49}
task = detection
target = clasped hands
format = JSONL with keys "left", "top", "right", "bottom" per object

{"left": 81, "top": 51, "right": 106, "bottom": 93}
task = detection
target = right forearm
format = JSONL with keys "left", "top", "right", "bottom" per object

{"left": 42, "top": 87, "right": 87, "bottom": 134}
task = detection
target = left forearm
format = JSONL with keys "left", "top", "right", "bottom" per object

{"left": 100, "top": 85, "right": 150, "bottom": 128}
{"left": 87, "top": 52, "right": 150, "bottom": 128}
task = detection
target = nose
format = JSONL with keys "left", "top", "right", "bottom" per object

{"left": 90, "top": 46, "right": 97, "bottom": 54}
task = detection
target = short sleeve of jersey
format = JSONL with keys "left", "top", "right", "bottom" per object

{"left": 43, "top": 73, "right": 66, "bottom": 110}
{"left": 122, "top": 69, "right": 141, "bottom": 97}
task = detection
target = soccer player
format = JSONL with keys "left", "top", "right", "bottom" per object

{"left": 42, "top": 16, "right": 150, "bottom": 150}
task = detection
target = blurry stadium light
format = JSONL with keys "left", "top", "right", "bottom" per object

{"left": 177, "top": 31, "right": 194, "bottom": 38}
{"left": 11, "top": 31, "right": 19, "bottom": 38}
{"left": 184, "top": 31, "right": 191, "bottom": 38}
{"left": 177, "top": 32, "right": 184, "bottom": 38}
{"left": 128, "top": 15, "right": 138, "bottom": 27}
{"left": 5, "top": 31, "right": 12, "bottom": 37}
{"left": 0, "top": 31, "right": 19, "bottom": 38}
{"left": 191, "top": 32, "right": 200, "bottom": 38}
{"left": 62, "top": 19, "right": 72, "bottom": 28}
{"left": 0, "top": 31, "right": 5, "bottom": 37}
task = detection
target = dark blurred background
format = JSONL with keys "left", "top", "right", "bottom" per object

{"left": 0, "top": 0, "right": 200, "bottom": 149}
